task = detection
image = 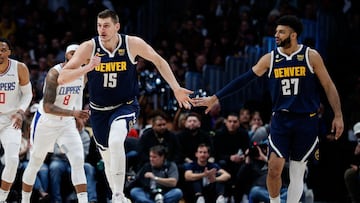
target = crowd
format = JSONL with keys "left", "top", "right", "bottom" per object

{"left": 0, "top": 0, "right": 360, "bottom": 202}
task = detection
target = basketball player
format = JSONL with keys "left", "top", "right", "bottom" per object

{"left": 57, "top": 9, "right": 193, "bottom": 203}
{"left": 21, "top": 44, "right": 90, "bottom": 203}
{"left": 0, "top": 38, "right": 33, "bottom": 201}
{"left": 192, "top": 15, "right": 344, "bottom": 203}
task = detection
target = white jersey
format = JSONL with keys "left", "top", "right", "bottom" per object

{"left": 0, "top": 59, "right": 21, "bottom": 114}
{"left": 37, "top": 64, "right": 85, "bottom": 120}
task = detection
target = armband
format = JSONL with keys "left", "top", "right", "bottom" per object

{"left": 19, "top": 83, "right": 33, "bottom": 112}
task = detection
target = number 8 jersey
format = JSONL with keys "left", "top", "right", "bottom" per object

{"left": 37, "top": 64, "right": 85, "bottom": 119}
{"left": 267, "top": 45, "right": 320, "bottom": 113}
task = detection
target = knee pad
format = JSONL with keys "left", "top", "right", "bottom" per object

{"left": 109, "top": 119, "right": 127, "bottom": 148}
{"left": 2, "top": 156, "right": 19, "bottom": 183}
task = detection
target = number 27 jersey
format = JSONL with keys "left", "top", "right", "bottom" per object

{"left": 267, "top": 45, "right": 320, "bottom": 113}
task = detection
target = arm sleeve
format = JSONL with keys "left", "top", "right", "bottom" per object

{"left": 215, "top": 69, "right": 258, "bottom": 100}
{"left": 19, "top": 83, "right": 33, "bottom": 112}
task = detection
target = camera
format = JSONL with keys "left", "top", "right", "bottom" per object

{"left": 150, "top": 180, "right": 164, "bottom": 203}
{"left": 151, "top": 188, "right": 164, "bottom": 203}
{"left": 248, "top": 142, "right": 268, "bottom": 158}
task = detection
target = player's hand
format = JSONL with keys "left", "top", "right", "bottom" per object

{"left": 11, "top": 112, "right": 23, "bottom": 129}
{"left": 73, "top": 110, "right": 90, "bottom": 120}
{"left": 173, "top": 87, "right": 193, "bottom": 109}
{"left": 85, "top": 55, "right": 101, "bottom": 71}
{"left": 332, "top": 116, "right": 344, "bottom": 140}
{"left": 191, "top": 95, "right": 219, "bottom": 114}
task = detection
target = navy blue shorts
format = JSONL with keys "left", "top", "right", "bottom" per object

{"left": 89, "top": 99, "right": 139, "bottom": 149}
{"left": 269, "top": 111, "right": 319, "bottom": 161}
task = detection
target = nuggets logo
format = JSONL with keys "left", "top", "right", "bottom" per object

{"left": 297, "top": 54, "right": 304, "bottom": 61}
{"left": 314, "top": 149, "right": 320, "bottom": 161}
{"left": 118, "top": 49, "right": 125, "bottom": 56}
{"left": 95, "top": 52, "right": 106, "bottom": 57}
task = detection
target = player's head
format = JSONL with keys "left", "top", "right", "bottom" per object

{"left": 97, "top": 9, "right": 120, "bottom": 40}
{"left": 0, "top": 38, "right": 12, "bottom": 63}
{"left": 275, "top": 15, "right": 303, "bottom": 47}
{"left": 65, "top": 44, "right": 79, "bottom": 62}
{"left": 276, "top": 15, "right": 303, "bottom": 37}
{"left": 98, "top": 9, "right": 119, "bottom": 24}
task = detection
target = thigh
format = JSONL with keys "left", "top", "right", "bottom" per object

{"left": 291, "top": 115, "right": 319, "bottom": 161}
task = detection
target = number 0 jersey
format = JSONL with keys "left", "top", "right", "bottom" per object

{"left": 0, "top": 59, "right": 21, "bottom": 113}
{"left": 267, "top": 45, "right": 320, "bottom": 113}
{"left": 87, "top": 34, "right": 138, "bottom": 108}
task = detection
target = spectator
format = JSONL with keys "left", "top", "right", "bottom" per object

{"left": 129, "top": 145, "right": 183, "bottom": 203}
{"left": 213, "top": 112, "right": 250, "bottom": 201}
{"left": 184, "top": 143, "right": 230, "bottom": 203}
{"left": 177, "top": 112, "right": 214, "bottom": 164}
{"left": 344, "top": 122, "right": 360, "bottom": 203}
{"left": 136, "top": 111, "right": 181, "bottom": 169}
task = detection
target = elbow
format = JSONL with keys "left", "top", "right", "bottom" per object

{"left": 43, "top": 104, "right": 52, "bottom": 114}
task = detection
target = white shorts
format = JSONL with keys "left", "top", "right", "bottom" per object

{"left": 30, "top": 112, "right": 83, "bottom": 158}
{"left": 0, "top": 113, "right": 21, "bottom": 145}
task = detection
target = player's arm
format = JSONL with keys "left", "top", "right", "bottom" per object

{"left": 192, "top": 53, "right": 271, "bottom": 113}
{"left": 310, "top": 48, "right": 343, "bottom": 139}
{"left": 12, "top": 62, "right": 32, "bottom": 129}
{"left": 17, "top": 62, "right": 32, "bottom": 114}
{"left": 43, "top": 68, "right": 89, "bottom": 120}
{"left": 128, "top": 36, "right": 193, "bottom": 109}
{"left": 58, "top": 40, "right": 99, "bottom": 85}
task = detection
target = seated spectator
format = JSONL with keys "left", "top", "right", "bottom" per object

{"left": 48, "top": 129, "right": 98, "bottom": 203}
{"left": 213, "top": 112, "right": 249, "bottom": 201}
{"left": 184, "top": 143, "right": 230, "bottom": 203}
{"left": 136, "top": 111, "right": 181, "bottom": 169}
{"left": 129, "top": 145, "right": 183, "bottom": 203}
{"left": 344, "top": 122, "right": 360, "bottom": 203}
{"left": 177, "top": 112, "right": 214, "bottom": 164}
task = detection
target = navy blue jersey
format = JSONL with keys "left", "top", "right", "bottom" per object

{"left": 267, "top": 45, "right": 320, "bottom": 113}
{"left": 87, "top": 34, "right": 138, "bottom": 107}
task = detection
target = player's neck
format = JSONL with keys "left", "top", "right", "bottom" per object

{"left": 0, "top": 59, "right": 9, "bottom": 74}
{"left": 102, "top": 34, "right": 120, "bottom": 52}
{"left": 280, "top": 44, "right": 300, "bottom": 56}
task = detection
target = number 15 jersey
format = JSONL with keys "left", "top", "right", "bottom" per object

{"left": 267, "top": 45, "right": 320, "bottom": 113}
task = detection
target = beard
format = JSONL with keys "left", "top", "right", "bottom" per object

{"left": 277, "top": 35, "right": 291, "bottom": 48}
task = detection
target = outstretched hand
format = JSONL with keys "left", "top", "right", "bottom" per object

{"left": 173, "top": 87, "right": 194, "bottom": 109}
{"left": 191, "top": 95, "right": 219, "bottom": 114}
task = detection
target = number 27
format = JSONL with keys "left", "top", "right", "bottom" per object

{"left": 281, "top": 78, "right": 299, "bottom": 95}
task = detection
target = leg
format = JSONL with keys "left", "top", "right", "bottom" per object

{"left": 163, "top": 188, "right": 183, "bottom": 203}
{"left": 0, "top": 129, "right": 21, "bottom": 201}
{"left": 22, "top": 126, "right": 55, "bottom": 203}
{"left": 248, "top": 186, "right": 269, "bottom": 203}
{"left": 286, "top": 160, "right": 306, "bottom": 203}
{"left": 129, "top": 187, "right": 153, "bottom": 203}
{"left": 63, "top": 138, "right": 88, "bottom": 203}
{"left": 108, "top": 119, "right": 128, "bottom": 201}
{"left": 49, "top": 159, "right": 68, "bottom": 203}
{"left": 84, "top": 163, "right": 97, "bottom": 202}
{"left": 344, "top": 167, "right": 360, "bottom": 203}
{"left": 267, "top": 152, "right": 285, "bottom": 203}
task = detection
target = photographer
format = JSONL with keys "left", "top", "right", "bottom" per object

{"left": 129, "top": 145, "right": 183, "bottom": 203}
{"left": 236, "top": 141, "right": 288, "bottom": 203}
